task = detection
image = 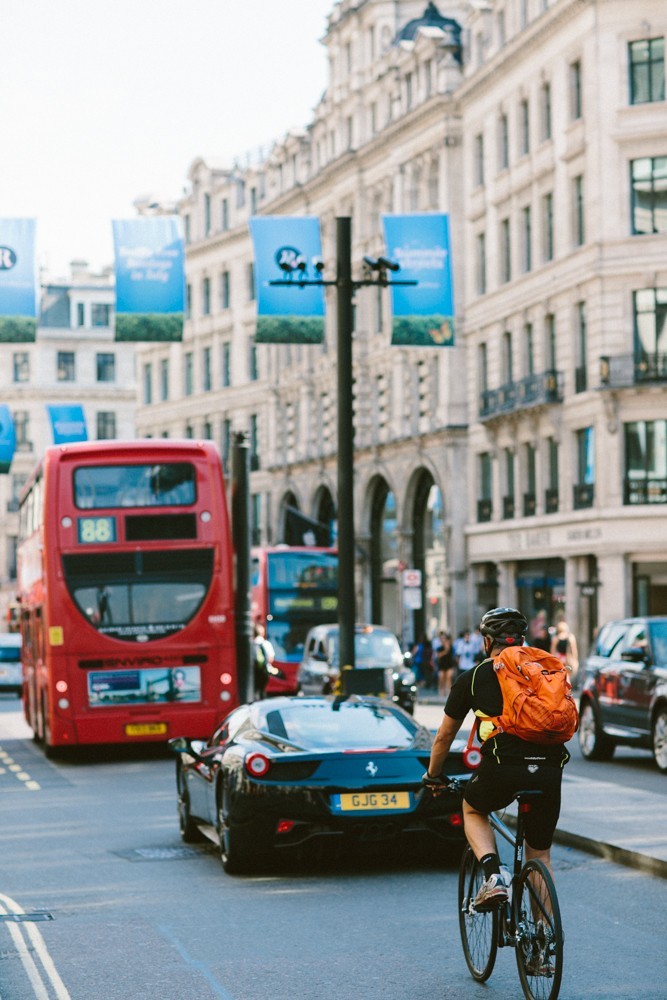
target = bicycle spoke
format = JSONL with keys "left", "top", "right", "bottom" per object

{"left": 514, "top": 860, "right": 563, "bottom": 1000}
{"left": 457, "top": 846, "right": 498, "bottom": 983}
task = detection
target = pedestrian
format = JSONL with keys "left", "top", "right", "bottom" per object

{"left": 253, "top": 623, "right": 275, "bottom": 700}
{"left": 411, "top": 634, "right": 432, "bottom": 688}
{"left": 435, "top": 631, "right": 454, "bottom": 698}
{"left": 453, "top": 629, "right": 476, "bottom": 674}
{"left": 422, "top": 607, "right": 575, "bottom": 915}
{"left": 551, "top": 620, "right": 579, "bottom": 689}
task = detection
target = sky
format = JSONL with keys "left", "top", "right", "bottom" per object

{"left": 0, "top": 0, "right": 333, "bottom": 278}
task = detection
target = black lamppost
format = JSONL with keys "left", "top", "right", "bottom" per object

{"left": 269, "top": 216, "right": 415, "bottom": 674}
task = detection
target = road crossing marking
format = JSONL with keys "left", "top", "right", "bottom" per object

{"left": 0, "top": 744, "right": 41, "bottom": 790}
{"left": 0, "top": 893, "right": 71, "bottom": 999}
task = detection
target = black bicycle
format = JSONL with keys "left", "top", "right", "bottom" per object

{"left": 452, "top": 782, "right": 564, "bottom": 1000}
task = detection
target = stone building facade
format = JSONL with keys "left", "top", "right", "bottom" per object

{"left": 135, "top": 0, "right": 667, "bottom": 649}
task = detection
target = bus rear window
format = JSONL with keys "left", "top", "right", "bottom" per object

{"left": 73, "top": 463, "right": 196, "bottom": 510}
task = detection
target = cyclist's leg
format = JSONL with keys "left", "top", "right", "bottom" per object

{"left": 462, "top": 800, "right": 498, "bottom": 858}
{"left": 525, "top": 842, "right": 553, "bottom": 881}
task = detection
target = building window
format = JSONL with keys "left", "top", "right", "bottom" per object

{"left": 221, "top": 342, "right": 231, "bottom": 388}
{"left": 247, "top": 262, "right": 255, "bottom": 301}
{"left": 629, "top": 38, "right": 665, "bottom": 105}
{"left": 542, "top": 192, "right": 554, "bottom": 262}
{"left": 521, "top": 205, "right": 532, "bottom": 273}
{"left": 633, "top": 288, "right": 667, "bottom": 357}
{"left": 524, "top": 443, "right": 537, "bottom": 516}
{"left": 221, "top": 198, "right": 229, "bottom": 231}
{"left": 160, "top": 358, "right": 169, "bottom": 401}
{"left": 545, "top": 313, "right": 556, "bottom": 369}
{"left": 251, "top": 493, "right": 262, "bottom": 546}
{"left": 12, "top": 352, "right": 29, "bottom": 383}
{"left": 624, "top": 420, "right": 667, "bottom": 504}
{"left": 574, "top": 426, "right": 595, "bottom": 508}
{"left": 476, "top": 231, "right": 487, "bottom": 295}
{"left": 57, "top": 351, "right": 76, "bottom": 382}
{"left": 519, "top": 98, "right": 530, "bottom": 156}
{"left": 185, "top": 283, "right": 192, "bottom": 319}
{"left": 76, "top": 302, "right": 85, "bottom": 327}
{"left": 498, "top": 113, "right": 509, "bottom": 171}
{"left": 7, "top": 536, "right": 17, "bottom": 580}
{"left": 545, "top": 437, "right": 559, "bottom": 513}
{"left": 478, "top": 342, "right": 488, "bottom": 394}
{"left": 249, "top": 339, "right": 258, "bottom": 381}
{"left": 221, "top": 270, "right": 230, "bottom": 309}
{"left": 474, "top": 133, "right": 485, "bottom": 187}
{"left": 575, "top": 301, "right": 587, "bottom": 392}
{"left": 184, "top": 352, "right": 193, "bottom": 396}
{"left": 478, "top": 452, "right": 493, "bottom": 522}
{"left": 202, "top": 347, "right": 212, "bottom": 392}
{"left": 91, "top": 303, "right": 110, "bottom": 327}
{"left": 249, "top": 414, "right": 260, "bottom": 471}
{"left": 203, "top": 418, "right": 213, "bottom": 441}
{"left": 500, "top": 218, "right": 511, "bottom": 284}
{"left": 524, "top": 323, "right": 535, "bottom": 376}
{"left": 503, "top": 448, "right": 515, "bottom": 519}
{"left": 204, "top": 193, "right": 211, "bottom": 236}
{"left": 184, "top": 215, "right": 191, "bottom": 244}
{"left": 520, "top": 0, "right": 528, "bottom": 28}
{"left": 221, "top": 418, "right": 231, "bottom": 475}
{"left": 502, "top": 330, "right": 513, "bottom": 383}
{"left": 143, "top": 363, "right": 152, "bottom": 405}
{"left": 185, "top": 424, "right": 194, "bottom": 439}
{"left": 202, "top": 276, "right": 211, "bottom": 316}
{"left": 541, "top": 82, "right": 552, "bottom": 141}
{"left": 96, "top": 352, "right": 115, "bottom": 382}
{"left": 573, "top": 174, "right": 585, "bottom": 245}
{"left": 96, "top": 411, "right": 116, "bottom": 440}
{"left": 569, "top": 59, "right": 582, "bottom": 120}
{"left": 631, "top": 157, "right": 667, "bottom": 235}
{"left": 13, "top": 411, "right": 30, "bottom": 451}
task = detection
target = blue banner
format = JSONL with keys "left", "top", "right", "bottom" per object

{"left": 0, "top": 406, "right": 16, "bottom": 474}
{"left": 112, "top": 217, "right": 185, "bottom": 341}
{"left": 47, "top": 405, "right": 88, "bottom": 445}
{"left": 382, "top": 214, "right": 455, "bottom": 347}
{"left": 0, "top": 218, "right": 38, "bottom": 342}
{"left": 250, "top": 216, "right": 325, "bottom": 343}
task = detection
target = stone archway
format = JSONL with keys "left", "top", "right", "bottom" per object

{"left": 410, "top": 470, "right": 446, "bottom": 643}
{"left": 368, "top": 475, "right": 399, "bottom": 628}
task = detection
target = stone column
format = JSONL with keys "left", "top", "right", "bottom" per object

{"left": 596, "top": 553, "right": 629, "bottom": 623}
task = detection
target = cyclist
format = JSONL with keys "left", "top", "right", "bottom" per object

{"left": 422, "top": 607, "right": 570, "bottom": 911}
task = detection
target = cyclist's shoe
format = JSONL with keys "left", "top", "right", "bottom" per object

{"left": 473, "top": 873, "right": 509, "bottom": 911}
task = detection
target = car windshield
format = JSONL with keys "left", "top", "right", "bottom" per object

{"left": 649, "top": 621, "right": 667, "bottom": 665}
{"left": 263, "top": 700, "right": 418, "bottom": 749}
{"left": 327, "top": 629, "right": 403, "bottom": 668}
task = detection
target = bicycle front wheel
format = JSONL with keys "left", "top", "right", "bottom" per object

{"left": 457, "top": 845, "right": 498, "bottom": 982}
{"left": 514, "top": 859, "right": 563, "bottom": 1000}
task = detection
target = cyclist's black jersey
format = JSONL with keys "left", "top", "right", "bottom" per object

{"left": 445, "top": 657, "right": 570, "bottom": 767}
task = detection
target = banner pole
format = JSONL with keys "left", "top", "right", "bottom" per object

{"left": 336, "top": 217, "right": 356, "bottom": 671}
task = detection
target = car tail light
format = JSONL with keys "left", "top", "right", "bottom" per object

{"left": 276, "top": 819, "right": 295, "bottom": 835}
{"left": 245, "top": 752, "right": 271, "bottom": 777}
{"left": 447, "top": 812, "right": 464, "bottom": 828}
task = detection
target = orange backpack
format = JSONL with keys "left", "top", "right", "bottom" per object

{"left": 480, "top": 645, "right": 579, "bottom": 744}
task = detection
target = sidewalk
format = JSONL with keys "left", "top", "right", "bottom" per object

{"left": 414, "top": 696, "right": 667, "bottom": 880}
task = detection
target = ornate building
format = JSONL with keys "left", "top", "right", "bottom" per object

{"left": 135, "top": 0, "right": 667, "bottom": 647}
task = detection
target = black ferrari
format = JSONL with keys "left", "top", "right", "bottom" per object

{"left": 169, "top": 694, "right": 470, "bottom": 874}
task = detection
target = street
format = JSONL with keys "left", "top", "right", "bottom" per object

{"left": 0, "top": 696, "right": 665, "bottom": 1000}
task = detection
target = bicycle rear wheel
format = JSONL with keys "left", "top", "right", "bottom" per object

{"left": 514, "top": 859, "right": 563, "bottom": 1000}
{"left": 457, "top": 845, "right": 498, "bottom": 982}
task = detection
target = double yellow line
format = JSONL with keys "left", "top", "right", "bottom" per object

{"left": 0, "top": 745, "right": 41, "bottom": 790}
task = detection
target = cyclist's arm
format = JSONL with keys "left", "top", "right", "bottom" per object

{"left": 426, "top": 713, "right": 463, "bottom": 778}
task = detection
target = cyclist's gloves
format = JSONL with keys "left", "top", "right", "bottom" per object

{"left": 421, "top": 771, "right": 450, "bottom": 789}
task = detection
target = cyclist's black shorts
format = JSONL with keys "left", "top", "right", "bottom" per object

{"left": 463, "top": 758, "right": 563, "bottom": 851}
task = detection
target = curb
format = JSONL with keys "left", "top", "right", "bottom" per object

{"left": 552, "top": 826, "right": 667, "bottom": 881}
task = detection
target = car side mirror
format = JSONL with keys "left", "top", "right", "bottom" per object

{"left": 168, "top": 736, "right": 206, "bottom": 761}
{"left": 620, "top": 647, "right": 649, "bottom": 664}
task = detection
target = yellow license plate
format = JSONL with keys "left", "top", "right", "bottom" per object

{"left": 125, "top": 723, "right": 168, "bottom": 737}
{"left": 336, "top": 791, "right": 411, "bottom": 812}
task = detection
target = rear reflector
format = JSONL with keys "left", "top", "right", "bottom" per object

{"left": 448, "top": 813, "right": 464, "bottom": 827}
{"left": 276, "top": 819, "right": 295, "bottom": 835}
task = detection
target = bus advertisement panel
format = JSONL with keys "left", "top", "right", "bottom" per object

{"left": 17, "top": 440, "right": 237, "bottom": 751}
{"left": 251, "top": 546, "right": 338, "bottom": 695}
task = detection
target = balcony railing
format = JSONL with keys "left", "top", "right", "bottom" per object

{"left": 502, "top": 495, "right": 515, "bottom": 519}
{"left": 624, "top": 477, "right": 667, "bottom": 505}
{"left": 477, "top": 498, "right": 492, "bottom": 522}
{"left": 523, "top": 492, "right": 537, "bottom": 517}
{"left": 573, "top": 483, "right": 595, "bottom": 509}
{"left": 479, "top": 369, "right": 563, "bottom": 420}
{"left": 600, "top": 353, "right": 667, "bottom": 389}
{"left": 545, "top": 487, "right": 559, "bottom": 514}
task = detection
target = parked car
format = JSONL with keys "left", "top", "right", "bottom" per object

{"left": 0, "top": 633, "right": 22, "bottom": 696}
{"left": 579, "top": 616, "right": 667, "bottom": 772}
{"left": 169, "top": 695, "right": 470, "bottom": 873}
{"left": 297, "top": 623, "right": 417, "bottom": 713}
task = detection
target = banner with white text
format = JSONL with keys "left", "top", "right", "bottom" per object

{"left": 382, "top": 214, "right": 455, "bottom": 347}
{"left": 47, "top": 404, "right": 88, "bottom": 445}
{"left": 112, "top": 217, "right": 185, "bottom": 341}
{"left": 250, "top": 216, "right": 325, "bottom": 343}
{"left": 0, "top": 218, "right": 38, "bottom": 342}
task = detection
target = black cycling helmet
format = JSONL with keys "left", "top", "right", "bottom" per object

{"left": 479, "top": 607, "right": 528, "bottom": 644}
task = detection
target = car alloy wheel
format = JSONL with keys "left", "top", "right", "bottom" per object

{"left": 578, "top": 701, "right": 615, "bottom": 761}
{"left": 652, "top": 708, "right": 667, "bottom": 773}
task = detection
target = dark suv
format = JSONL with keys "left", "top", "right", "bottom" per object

{"left": 579, "top": 617, "right": 667, "bottom": 772}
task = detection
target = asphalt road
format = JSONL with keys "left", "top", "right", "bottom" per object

{"left": 0, "top": 696, "right": 665, "bottom": 1000}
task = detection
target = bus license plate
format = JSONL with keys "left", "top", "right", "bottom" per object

{"left": 332, "top": 791, "right": 411, "bottom": 812}
{"left": 125, "top": 723, "right": 168, "bottom": 737}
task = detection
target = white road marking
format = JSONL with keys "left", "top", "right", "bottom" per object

{"left": 0, "top": 892, "right": 71, "bottom": 999}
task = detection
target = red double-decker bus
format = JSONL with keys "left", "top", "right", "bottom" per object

{"left": 17, "top": 440, "right": 237, "bottom": 752}
{"left": 251, "top": 545, "right": 338, "bottom": 695}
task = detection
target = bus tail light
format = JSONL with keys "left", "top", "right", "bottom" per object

{"left": 245, "top": 752, "right": 271, "bottom": 778}
{"left": 56, "top": 680, "right": 68, "bottom": 693}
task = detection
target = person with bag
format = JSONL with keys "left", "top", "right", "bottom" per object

{"left": 252, "top": 623, "right": 275, "bottom": 700}
{"left": 422, "top": 607, "right": 578, "bottom": 911}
